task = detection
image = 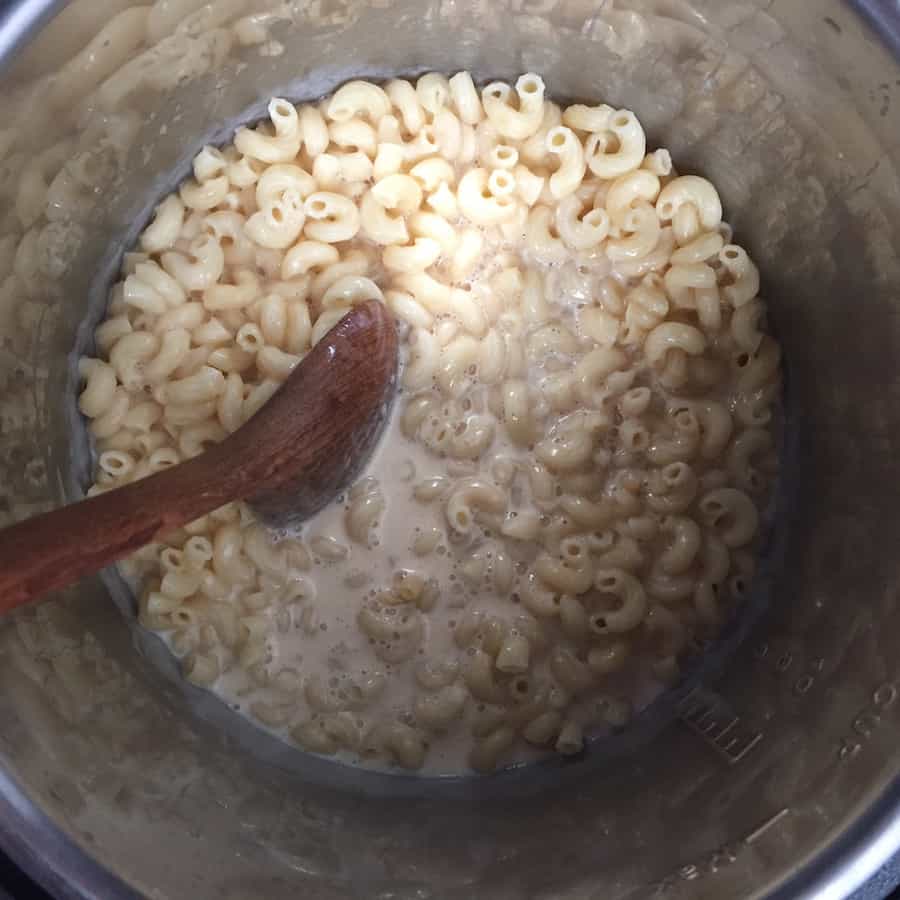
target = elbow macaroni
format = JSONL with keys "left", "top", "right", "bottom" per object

{"left": 79, "top": 72, "right": 780, "bottom": 775}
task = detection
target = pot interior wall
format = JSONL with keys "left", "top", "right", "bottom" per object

{"left": 0, "top": 1, "right": 899, "bottom": 898}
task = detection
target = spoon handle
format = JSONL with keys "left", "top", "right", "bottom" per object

{"left": 0, "top": 446, "right": 240, "bottom": 615}
{"left": 0, "top": 300, "right": 397, "bottom": 616}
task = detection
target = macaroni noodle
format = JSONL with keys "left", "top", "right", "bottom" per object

{"left": 78, "top": 72, "right": 781, "bottom": 776}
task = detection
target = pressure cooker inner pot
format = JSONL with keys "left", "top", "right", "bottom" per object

{"left": 1, "top": 1, "right": 900, "bottom": 897}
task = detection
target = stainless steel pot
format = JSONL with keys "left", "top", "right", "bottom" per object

{"left": 1, "top": 1, "right": 899, "bottom": 897}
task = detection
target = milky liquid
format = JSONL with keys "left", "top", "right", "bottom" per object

{"left": 214, "top": 417, "right": 548, "bottom": 774}
{"left": 198, "top": 249, "right": 704, "bottom": 775}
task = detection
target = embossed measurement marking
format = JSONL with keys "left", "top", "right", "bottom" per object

{"left": 649, "top": 808, "right": 793, "bottom": 892}
{"left": 838, "top": 682, "right": 898, "bottom": 761}
{"left": 745, "top": 807, "right": 790, "bottom": 844}
{"left": 753, "top": 639, "right": 826, "bottom": 696}
{"left": 677, "top": 685, "right": 763, "bottom": 764}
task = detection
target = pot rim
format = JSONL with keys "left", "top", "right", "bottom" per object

{"left": 0, "top": 1, "right": 899, "bottom": 898}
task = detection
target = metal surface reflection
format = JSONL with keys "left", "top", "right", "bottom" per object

{"left": 0, "top": 1, "right": 898, "bottom": 898}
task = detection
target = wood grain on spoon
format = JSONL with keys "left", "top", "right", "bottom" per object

{"left": 0, "top": 300, "right": 397, "bottom": 615}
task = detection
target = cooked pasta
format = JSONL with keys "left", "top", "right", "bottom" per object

{"left": 78, "top": 73, "right": 782, "bottom": 775}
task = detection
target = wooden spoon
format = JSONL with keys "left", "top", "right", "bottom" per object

{"left": 0, "top": 300, "right": 397, "bottom": 615}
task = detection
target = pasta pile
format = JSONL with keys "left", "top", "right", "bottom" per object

{"left": 79, "top": 73, "right": 781, "bottom": 773}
